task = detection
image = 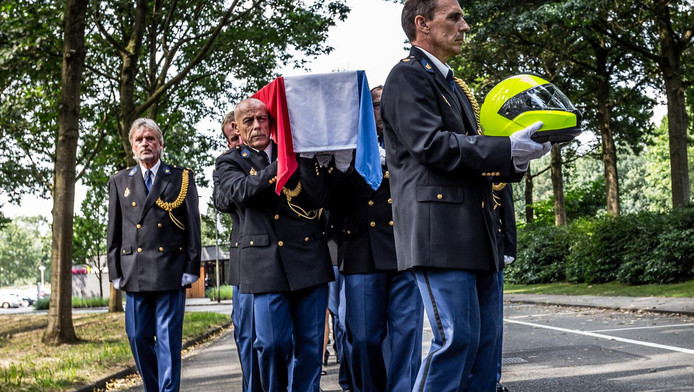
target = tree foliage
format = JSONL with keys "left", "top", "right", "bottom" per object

{"left": 0, "top": 216, "right": 50, "bottom": 287}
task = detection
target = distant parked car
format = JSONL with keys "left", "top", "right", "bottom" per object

{"left": 0, "top": 293, "right": 20, "bottom": 308}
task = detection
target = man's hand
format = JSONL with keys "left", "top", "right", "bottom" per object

{"left": 112, "top": 278, "right": 121, "bottom": 290}
{"left": 509, "top": 121, "right": 551, "bottom": 171}
{"left": 181, "top": 273, "right": 199, "bottom": 286}
{"left": 503, "top": 255, "right": 515, "bottom": 265}
{"left": 334, "top": 150, "right": 352, "bottom": 172}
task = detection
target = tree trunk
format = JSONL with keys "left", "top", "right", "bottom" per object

{"left": 524, "top": 167, "right": 534, "bottom": 223}
{"left": 654, "top": 0, "right": 690, "bottom": 208}
{"left": 44, "top": 0, "right": 89, "bottom": 345}
{"left": 550, "top": 144, "right": 567, "bottom": 226}
{"left": 593, "top": 38, "right": 620, "bottom": 216}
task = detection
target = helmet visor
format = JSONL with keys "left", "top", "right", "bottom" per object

{"left": 498, "top": 84, "right": 576, "bottom": 120}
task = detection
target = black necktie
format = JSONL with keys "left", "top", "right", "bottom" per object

{"left": 446, "top": 70, "right": 457, "bottom": 91}
{"left": 259, "top": 150, "right": 269, "bottom": 164}
{"left": 144, "top": 169, "right": 152, "bottom": 193}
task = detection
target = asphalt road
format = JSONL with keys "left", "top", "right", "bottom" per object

{"left": 499, "top": 303, "right": 694, "bottom": 392}
{"left": 113, "top": 301, "right": 694, "bottom": 392}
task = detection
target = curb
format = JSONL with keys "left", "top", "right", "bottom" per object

{"left": 505, "top": 298, "right": 694, "bottom": 317}
{"left": 71, "top": 320, "right": 233, "bottom": 392}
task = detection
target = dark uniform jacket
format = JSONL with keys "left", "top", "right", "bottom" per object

{"left": 213, "top": 168, "right": 242, "bottom": 286}
{"left": 215, "top": 142, "right": 334, "bottom": 294}
{"left": 381, "top": 47, "right": 523, "bottom": 273}
{"left": 107, "top": 162, "right": 201, "bottom": 292}
{"left": 328, "top": 165, "right": 397, "bottom": 275}
{"left": 493, "top": 183, "right": 517, "bottom": 267}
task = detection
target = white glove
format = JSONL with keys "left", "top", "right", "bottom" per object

{"left": 509, "top": 121, "right": 551, "bottom": 172}
{"left": 503, "top": 255, "right": 515, "bottom": 265}
{"left": 379, "top": 146, "right": 386, "bottom": 166}
{"left": 181, "top": 273, "right": 199, "bottom": 286}
{"left": 300, "top": 152, "right": 315, "bottom": 159}
{"left": 112, "top": 278, "right": 121, "bottom": 290}
{"left": 334, "top": 150, "right": 353, "bottom": 172}
{"left": 315, "top": 152, "right": 333, "bottom": 168}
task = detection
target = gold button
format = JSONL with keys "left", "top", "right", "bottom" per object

{"left": 482, "top": 173, "right": 487, "bottom": 176}
{"left": 158, "top": 223, "right": 162, "bottom": 228}
{"left": 370, "top": 221, "right": 376, "bottom": 227}
{"left": 122, "top": 249, "right": 126, "bottom": 254}
{"left": 481, "top": 201, "right": 485, "bottom": 208}
{"left": 384, "top": 171, "right": 390, "bottom": 179}
{"left": 137, "top": 248, "right": 142, "bottom": 253}
{"left": 387, "top": 198, "right": 392, "bottom": 204}
{"left": 278, "top": 241, "right": 284, "bottom": 246}
{"left": 498, "top": 228, "right": 502, "bottom": 232}
{"left": 496, "top": 172, "right": 501, "bottom": 176}
{"left": 346, "top": 230, "right": 351, "bottom": 235}
{"left": 159, "top": 247, "right": 164, "bottom": 252}
{"left": 179, "top": 247, "right": 183, "bottom": 251}
{"left": 368, "top": 200, "right": 374, "bottom": 206}
{"left": 136, "top": 224, "right": 141, "bottom": 229}
{"left": 132, "top": 202, "right": 137, "bottom": 207}
{"left": 389, "top": 221, "right": 394, "bottom": 226}
{"left": 250, "top": 240, "right": 254, "bottom": 246}
{"left": 235, "top": 242, "right": 239, "bottom": 246}
{"left": 304, "top": 237, "right": 309, "bottom": 242}
{"left": 274, "top": 214, "right": 280, "bottom": 220}
{"left": 436, "top": 194, "right": 443, "bottom": 199}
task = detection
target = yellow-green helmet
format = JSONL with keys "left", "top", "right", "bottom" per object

{"left": 480, "top": 74, "right": 581, "bottom": 143}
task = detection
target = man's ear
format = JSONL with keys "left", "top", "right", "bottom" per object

{"left": 414, "top": 15, "right": 429, "bottom": 33}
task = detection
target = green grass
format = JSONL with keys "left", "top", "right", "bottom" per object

{"left": 505, "top": 279, "right": 694, "bottom": 297}
{"left": 205, "top": 284, "right": 234, "bottom": 300}
{"left": 0, "top": 312, "right": 230, "bottom": 392}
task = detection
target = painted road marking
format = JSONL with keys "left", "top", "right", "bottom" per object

{"left": 506, "top": 319, "right": 694, "bottom": 355}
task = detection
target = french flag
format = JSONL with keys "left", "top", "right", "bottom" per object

{"left": 252, "top": 70, "right": 382, "bottom": 194}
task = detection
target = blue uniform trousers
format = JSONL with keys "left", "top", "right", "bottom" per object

{"left": 344, "top": 270, "right": 423, "bottom": 392}
{"left": 125, "top": 289, "right": 186, "bottom": 392}
{"left": 253, "top": 284, "right": 328, "bottom": 392}
{"left": 495, "top": 270, "right": 504, "bottom": 383}
{"left": 329, "top": 266, "right": 353, "bottom": 390}
{"left": 412, "top": 268, "right": 499, "bottom": 392}
{"left": 232, "top": 286, "right": 261, "bottom": 392}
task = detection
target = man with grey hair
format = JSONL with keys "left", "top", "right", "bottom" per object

{"left": 107, "top": 118, "right": 201, "bottom": 392}
{"left": 381, "top": 0, "right": 550, "bottom": 390}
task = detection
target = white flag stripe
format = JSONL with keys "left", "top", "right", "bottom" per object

{"left": 284, "top": 71, "right": 360, "bottom": 152}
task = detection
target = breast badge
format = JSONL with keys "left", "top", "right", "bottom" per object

{"left": 124, "top": 187, "right": 130, "bottom": 197}
{"left": 249, "top": 167, "right": 258, "bottom": 176}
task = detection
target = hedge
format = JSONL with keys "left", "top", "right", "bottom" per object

{"left": 506, "top": 205, "right": 694, "bottom": 285}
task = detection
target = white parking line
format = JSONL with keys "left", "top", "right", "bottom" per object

{"left": 589, "top": 323, "right": 694, "bottom": 333}
{"left": 506, "top": 319, "right": 694, "bottom": 355}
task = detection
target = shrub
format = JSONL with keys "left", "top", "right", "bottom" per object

{"left": 33, "top": 297, "right": 110, "bottom": 310}
{"left": 505, "top": 222, "right": 572, "bottom": 284}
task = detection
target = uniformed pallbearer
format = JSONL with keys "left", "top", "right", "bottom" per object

{"left": 329, "top": 86, "right": 423, "bottom": 392}
{"left": 107, "top": 118, "right": 201, "bottom": 392}
{"left": 215, "top": 98, "right": 335, "bottom": 392}
{"left": 380, "top": 0, "right": 550, "bottom": 390}
{"left": 213, "top": 111, "right": 261, "bottom": 392}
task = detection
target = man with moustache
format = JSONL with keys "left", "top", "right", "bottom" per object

{"left": 380, "top": 0, "right": 551, "bottom": 390}
{"left": 215, "top": 98, "right": 335, "bottom": 392}
{"left": 107, "top": 118, "right": 201, "bottom": 392}
{"left": 213, "top": 111, "right": 260, "bottom": 392}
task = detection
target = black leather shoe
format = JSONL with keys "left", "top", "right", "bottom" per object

{"left": 497, "top": 383, "right": 510, "bottom": 392}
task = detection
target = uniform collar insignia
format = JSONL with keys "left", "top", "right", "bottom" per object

{"left": 162, "top": 164, "right": 171, "bottom": 174}
{"left": 128, "top": 166, "right": 138, "bottom": 176}
{"left": 420, "top": 58, "right": 434, "bottom": 73}
{"left": 241, "top": 148, "right": 251, "bottom": 159}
